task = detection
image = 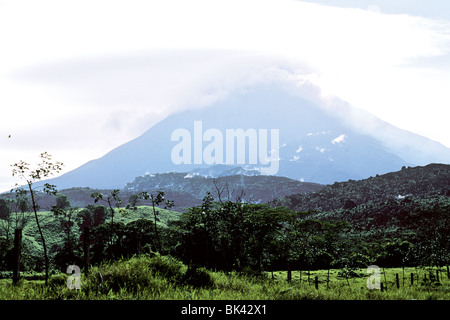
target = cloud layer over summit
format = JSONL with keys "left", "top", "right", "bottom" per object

{"left": 1, "top": 0, "right": 450, "bottom": 191}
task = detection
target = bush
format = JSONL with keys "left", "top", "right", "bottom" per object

{"left": 48, "top": 273, "right": 69, "bottom": 289}
{"left": 182, "top": 267, "right": 214, "bottom": 288}
{"left": 85, "top": 255, "right": 186, "bottom": 294}
{"left": 88, "top": 260, "right": 153, "bottom": 293}
{"left": 145, "top": 255, "right": 185, "bottom": 281}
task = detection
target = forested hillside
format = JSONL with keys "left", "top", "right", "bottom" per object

{"left": 1, "top": 173, "right": 323, "bottom": 212}
{"left": 124, "top": 172, "right": 323, "bottom": 204}
{"left": 272, "top": 163, "right": 449, "bottom": 212}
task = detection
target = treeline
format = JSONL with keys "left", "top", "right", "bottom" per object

{"left": 165, "top": 194, "right": 450, "bottom": 272}
{"left": 2, "top": 190, "right": 449, "bottom": 280}
{"left": 310, "top": 195, "right": 450, "bottom": 268}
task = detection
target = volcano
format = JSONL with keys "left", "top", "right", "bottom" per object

{"left": 44, "top": 85, "right": 450, "bottom": 189}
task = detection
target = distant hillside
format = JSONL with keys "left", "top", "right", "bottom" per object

{"left": 124, "top": 172, "right": 323, "bottom": 207}
{"left": 310, "top": 195, "right": 450, "bottom": 234}
{"left": 272, "top": 163, "right": 450, "bottom": 212}
{"left": 1, "top": 172, "right": 322, "bottom": 212}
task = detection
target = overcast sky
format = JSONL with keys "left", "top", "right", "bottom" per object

{"left": 1, "top": 0, "right": 450, "bottom": 192}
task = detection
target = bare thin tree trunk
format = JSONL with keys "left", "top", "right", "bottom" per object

{"left": 29, "top": 183, "right": 49, "bottom": 285}
{"left": 151, "top": 196, "right": 162, "bottom": 252}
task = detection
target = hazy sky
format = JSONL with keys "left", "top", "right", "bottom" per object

{"left": 1, "top": 0, "right": 450, "bottom": 192}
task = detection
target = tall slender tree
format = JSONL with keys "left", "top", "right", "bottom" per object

{"left": 138, "top": 191, "right": 174, "bottom": 253}
{"left": 11, "top": 152, "right": 63, "bottom": 285}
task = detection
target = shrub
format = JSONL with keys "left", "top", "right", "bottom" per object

{"left": 85, "top": 255, "right": 186, "bottom": 294}
{"left": 48, "top": 273, "right": 69, "bottom": 289}
{"left": 182, "top": 267, "right": 214, "bottom": 288}
{"left": 145, "top": 255, "right": 185, "bottom": 281}
{"left": 87, "top": 261, "right": 152, "bottom": 293}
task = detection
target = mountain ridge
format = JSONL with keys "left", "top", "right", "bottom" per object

{"left": 124, "top": 169, "right": 323, "bottom": 205}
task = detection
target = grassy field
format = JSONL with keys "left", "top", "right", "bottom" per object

{"left": 1, "top": 255, "right": 449, "bottom": 300}
{"left": 2, "top": 205, "right": 449, "bottom": 300}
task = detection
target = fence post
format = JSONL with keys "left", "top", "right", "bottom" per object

{"left": 396, "top": 273, "right": 400, "bottom": 289}
{"left": 380, "top": 283, "right": 384, "bottom": 292}
{"left": 447, "top": 266, "right": 449, "bottom": 279}
{"left": 410, "top": 273, "right": 414, "bottom": 286}
{"left": 436, "top": 269, "right": 440, "bottom": 283}
{"left": 315, "top": 276, "right": 319, "bottom": 290}
{"left": 12, "top": 228, "right": 22, "bottom": 285}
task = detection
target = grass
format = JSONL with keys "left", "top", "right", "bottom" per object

{"left": 3, "top": 205, "right": 449, "bottom": 300}
{"left": 1, "top": 255, "right": 449, "bottom": 300}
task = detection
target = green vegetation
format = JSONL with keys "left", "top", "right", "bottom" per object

{"left": 0, "top": 159, "right": 449, "bottom": 300}
{"left": 1, "top": 193, "right": 449, "bottom": 300}
{"left": 0, "top": 203, "right": 179, "bottom": 273}
{"left": 10, "top": 152, "right": 64, "bottom": 284}
{"left": 272, "top": 163, "right": 449, "bottom": 212}
{"left": 1, "top": 255, "right": 449, "bottom": 300}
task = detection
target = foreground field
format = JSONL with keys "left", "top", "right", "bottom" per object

{"left": 0, "top": 255, "right": 449, "bottom": 300}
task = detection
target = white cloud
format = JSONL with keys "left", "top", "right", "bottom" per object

{"left": 367, "top": 5, "right": 381, "bottom": 13}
